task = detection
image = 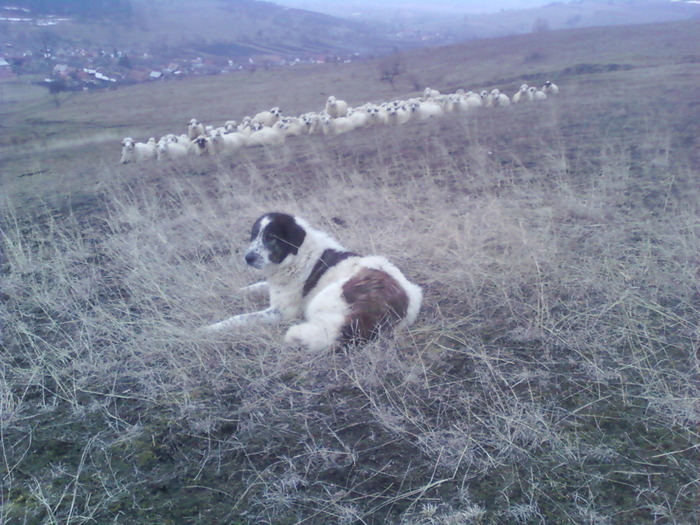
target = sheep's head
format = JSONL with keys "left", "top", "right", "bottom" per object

{"left": 121, "top": 137, "right": 134, "bottom": 150}
{"left": 520, "top": 84, "right": 529, "bottom": 92}
{"left": 271, "top": 107, "right": 281, "bottom": 116}
{"left": 544, "top": 80, "right": 552, "bottom": 87}
{"left": 195, "top": 136, "right": 208, "bottom": 149}
{"left": 327, "top": 96, "right": 336, "bottom": 105}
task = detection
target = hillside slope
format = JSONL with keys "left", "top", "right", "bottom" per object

{"left": 1, "top": 16, "right": 699, "bottom": 525}
{"left": 427, "top": 0, "right": 700, "bottom": 40}
{"left": 0, "top": 0, "right": 397, "bottom": 60}
{"left": 1, "top": 18, "right": 698, "bottom": 169}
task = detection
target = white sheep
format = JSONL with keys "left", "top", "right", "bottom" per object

{"left": 156, "top": 139, "right": 189, "bottom": 161}
{"left": 192, "top": 135, "right": 212, "bottom": 156}
{"left": 246, "top": 125, "right": 285, "bottom": 147}
{"left": 211, "top": 129, "right": 247, "bottom": 154}
{"left": 159, "top": 133, "right": 179, "bottom": 143}
{"left": 542, "top": 80, "right": 559, "bottom": 96}
{"left": 302, "top": 113, "right": 325, "bottom": 135}
{"left": 253, "top": 107, "right": 282, "bottom": 127}
{"left": 175, "top": 134, "right": 192, "bottom": 149}
{"left": 432, "top": 94, "right": 455, "bottom": 113}
{"left": 422, "top": 87, "right": 440, "bottom": 100}
{"left": 490, "top": 89, "right": 511, "bottom": 107}
{"left": 385, "top": 104, "right": 412, "bottom": 125}
{"left": 450, "top": 93, "right": 478, "bottom": 113}
{"left": 346, "top": 107, "right": 369, "bottom": 129}
{"left": 322, "top": 114, "right": 356, "bottom": 135}
{"left": 529, "top": 86, "right": 548, "bottom": 101}
{"left": 224, "top": 120, "right": 238, "bottom": 133}
{"left": 120, "top": 137, "right": 156, "bottom": 164}
{"left": 462, "top": 92, "right": 483, "bottom": 109}
{"left": 325, "top": 96, "right": 349, "bottom": 118}
{"left": 366, "top": 105, "right": 388, "bottom": 126}
{"left": 512, "top": 84, "right": 532, "bottom": 104}
{"left": 271, "top": 118, "right": 300, "bottom": 137}
{"left": 408, "top": 100, "right": 444, "bottom": 120}
{"left": 479, "top": 90, "right": 493, "bottom": 107}
{"left": 187, "top": 119, "right": 206, "bottom": 140}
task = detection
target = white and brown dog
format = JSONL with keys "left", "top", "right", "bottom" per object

{"left": 203, "top": 212, "right": 422, "bottom": 352}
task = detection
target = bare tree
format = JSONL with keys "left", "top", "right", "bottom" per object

{"left": 379, "top": 48, "right": 404, "bottom": 90}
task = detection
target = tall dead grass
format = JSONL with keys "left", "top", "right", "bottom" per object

{"left": 1, "top": 92, "right": 698, "bottom": 523}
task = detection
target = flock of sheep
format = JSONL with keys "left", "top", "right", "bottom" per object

{"left": 119, "top": 81, "right": 559, "bottom": 164}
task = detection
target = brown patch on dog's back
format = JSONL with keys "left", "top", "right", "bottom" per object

{"left": 340, "top": 268, "right": 409, "bottom": 343}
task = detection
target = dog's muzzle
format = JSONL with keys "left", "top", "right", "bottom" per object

{"left": 245, "top": 251, "right": 264, "bottom": 268}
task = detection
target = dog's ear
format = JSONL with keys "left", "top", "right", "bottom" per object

{"left": 278, "top": 214, "right": 305, "bottom": 256}
{"left": 255, "top": 213, "right": 306, "bottom": 264}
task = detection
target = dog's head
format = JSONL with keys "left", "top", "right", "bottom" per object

{"left": 245, "top": 213, "right": 306, "bottom": 270}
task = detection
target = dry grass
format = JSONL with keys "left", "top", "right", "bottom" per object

{"left": 1, "top": 22, "right": 700, "bottom": 525}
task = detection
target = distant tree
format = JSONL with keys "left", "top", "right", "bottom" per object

{"left": 118, "top": 54, "right": 132, "bottom": 69}
{"left": 379, "top": 48, "right": 404, "bottom": 90}
{"left": 532, "top": 18, "right": 551, "bottom": 33}
{"left": 47, "top": 78, "right": 66, "bottom": 107}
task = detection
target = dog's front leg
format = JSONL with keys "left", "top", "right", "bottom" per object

{"left": 240, "top": 281, "right": 269, "bottom": 295}
{"left": 201, "top": 307, "right": 282, "bottom": 333}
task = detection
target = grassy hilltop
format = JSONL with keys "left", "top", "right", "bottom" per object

{"left": 1, "top": 19, "right": 699, "bottom": 524}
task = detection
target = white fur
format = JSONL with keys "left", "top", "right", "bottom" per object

{"left": 408, "top": 100, "right": 444, "bottom": 120}
{"left": 253, "top": 107, "right": 282, "bottom": 127}
{"left": 246, "top": 126, "right": 285, "bottom": 147}
{"left": 202, "top": 215, "right": 422, "bottom": 352}
{"left": 512, "top": 84, "right": 531, "bottom": 104}
{"left": 156, "top": 139, "right": 188, "bottom": 161}
{"left": 422, "top": 87, "right": 440, "bottom": 100}
{"left": 529, "top": 86, "right": 548, "bottom": 101}
{"left": 543, "top": 81, "right": 559, "bottom": 96}
{"left": 187, "top": 118, "right": 206, "bottom": 140}
{"left": 211, "top": 129, "right": 248, "bottom": 154}
{"left": 385, "top": 104, "right": 412, "bottom": 125}
{"left": 120, "top": 137, "right": 156, "bottom": 164}
{"left": 325, "top": 96, "right": 349, "bottom": 118}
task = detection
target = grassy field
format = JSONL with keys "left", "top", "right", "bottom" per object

{"left": 1, "top": 20, "right": 699, "bottom": 524}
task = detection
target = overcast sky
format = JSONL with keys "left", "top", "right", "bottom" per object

{"left": 271, "top": 1, "right": 572, "bottom": 15}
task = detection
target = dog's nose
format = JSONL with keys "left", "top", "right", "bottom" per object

{"left": 245, "top": 252, "right": 259, "bottom": 266}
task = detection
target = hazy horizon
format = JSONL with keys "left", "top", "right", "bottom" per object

{"left": 271, "top": 0, "right": 575, "bottom": 15}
